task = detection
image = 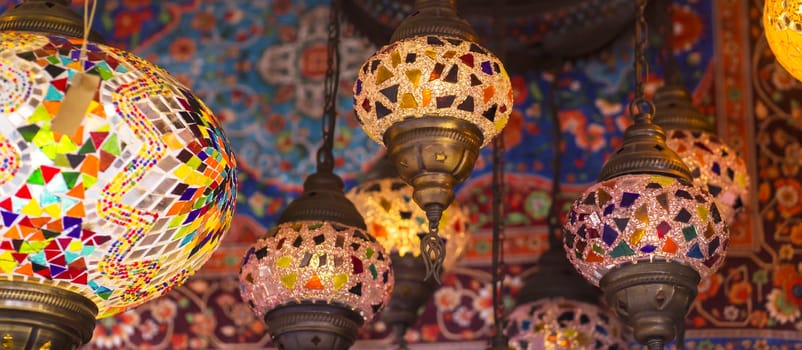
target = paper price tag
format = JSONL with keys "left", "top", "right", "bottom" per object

{"left": 52, "top": 72, "right": 101, "bottom": 135}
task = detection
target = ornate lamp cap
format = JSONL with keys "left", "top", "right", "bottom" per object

{"left": 598, "top": 110, "right": 693, "bottom": 182}
{"left": 390, "top": 0, "right": 477, "bottom": 42}
{"left": 279, "top": 171, "right": 367, "bottom": 230}
{"left": 653, "top": 84, "right": 715, "bottom": 134}
{"left": 360, "top": 155, "right": 399, "bottom": 183}
{"left": 0, "top": 0, "right": 105, "bottom": 43}
{"left": 517, "top": 247, "right": 600, "bottom": 306}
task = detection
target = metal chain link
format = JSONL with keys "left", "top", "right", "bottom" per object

{"left": 546, "top": 73, "right": 562, "bottom": 249}
{"left": 489, "top": 0, "right": 509, "bottom": 346}
{"left": 316, "top": 0, "right": 341, "bottom": 173}
{"left": 629, "top": 0, "right": 655, "bottom": 118}
{"left": 491, "top": 131, "right": 506, "bottom": 343}
{"left": 655, "top": 0, "right": 680, "bottom": 85}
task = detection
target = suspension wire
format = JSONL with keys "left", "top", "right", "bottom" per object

{"left": 629, "top": 0, "right": 655, "bottom": 120}
{"left": 490, "top": 0, "right": 509, "bottom": 346}
{"left": 316, "top": 0, "right": 341, "bottom": 173}
{"left": 80, "top": 0, "right": 98, "bottom": 67}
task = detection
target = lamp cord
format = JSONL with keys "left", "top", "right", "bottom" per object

{"left": 317, "top": 0, "right": 341, "bottom": 173}
{"left": 629, "top": 0, "right": 655, "bottom": 122}
{"left": 79, "top": 0, "right": 98, "bottom": 67}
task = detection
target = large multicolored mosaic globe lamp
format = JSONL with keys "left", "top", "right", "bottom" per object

{"left": 353, "top": 0, "right": 513, "bottom": 281}
{"left": 764, "top": 0, "right": 802, "bottom": 82}
{"left": 346, "top": 156, "right": 470, "bottom": 347}
{"left": 563, "top": 1, "right": 729, "bottom": 349}
{"left": 238, "top": 2, "right": 393, "bottom": 349}
{"left": 0, "top": 1, "right": 237, "bottom": 349}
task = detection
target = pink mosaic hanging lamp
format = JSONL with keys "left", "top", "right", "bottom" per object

{"left": 238, "top": 2, "right": 393, "bottom": 349}
{"left": 0, "top": 1, "right": 237, "bottom": 349}
{"left": 562, "top": 1, "right": 730, "bottom": 348}
{"left": 353, "top": 0, "right": 513, "bottom": 281}
{"left": 652, "top": 0, "right": 750, "bottom": 225}
{"left": 507, "top": 73, "right": 629, "bottom": 350}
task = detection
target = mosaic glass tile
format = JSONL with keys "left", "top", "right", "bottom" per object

{"left": 239, "top": 221, "right": 393, "bottom": 322}
{"left": 564, "top": 174, "right": 729, "bottom": 286}
{"left": 0, "top": 32, "right": 236, "bottom": 318}
{"left": 346, "top": 178, "right": 469, "bottom": 272}
{"left": 354, "top": 35, "right": 512, "bottom": 147}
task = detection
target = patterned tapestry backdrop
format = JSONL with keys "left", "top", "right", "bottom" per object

{"left": 0, "top": 0, "right": 797, "bottom": 348}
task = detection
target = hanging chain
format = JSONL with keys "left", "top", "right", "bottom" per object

{"left": 490, "top": 132, "right": 507, "bottom": 344}
{"left": 629, "top": 0, "right": 654, "bottom": 119}
{"left": 547, "top": 74, "right": 562, "bottom": 249}
{"left": 489, "top": 1, "right": 509, "bottom": 346}
{"left": 655, "top": 0, "right": 680, "bottom": 85}
{"left": 316, "top": 0, "right": 341, "bottom": 173}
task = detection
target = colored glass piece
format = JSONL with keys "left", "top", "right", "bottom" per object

{"left": 436, "top": 95, "right": 456, "bottom": 109}
{"left": 375, "top": 65, "right": 394, "bottom": 84}
{"left": 457, "top": 96, "right": 474, "bottom": 112}
{"left": 444, "top": 65, "right": 459, "bottom": 83}
{"left": 380, "top": 84, "right": 399, "bottom": 103}
{"left": 656, "top": 221, "right": 671, "bottom": 238}
{"left": 675, "top": 208, "right": 692, "bottom": 223}
{"left": 619, "top": 192, "right": 640, "bottom": 207}
{"left": 662, "top": 238, "right": 678, "bottom": 254}
{"left": 333, "top": 273, "right": 348, "bottom": 289}
{"left": 405, "top": 69, "right": 422, "bottom": 87}
{"left": 682, "top": 225, "right": 698, "bottom": 242}
{"left": 601, "top": 225, "right": 618, "bottom": 246}
{"left": 610, "top": 241, "right": 635, "bottom": 258}
{"left": 351, "top": 255, "right": 363, "bottom": 274}
{"left": 280, "top": 273, "right": 297, "bottom": 289}
{"left": 629, "top": 229, "right": 645, "bottom": 246}
{"left": 686, "top": 243, "right": 704, "bottom": 259}
{"left": 276, "top": 256, "right": 292, "bottom": 268}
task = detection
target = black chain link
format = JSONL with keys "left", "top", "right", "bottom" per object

{"left": 317, "top": 0, "right": 341, "bottom": 173}
{"left": 629, "top": 0, "right": 655, "bottom": 118}
{"left": 489, "top": 1, "right": 509, "bottom": 346}
{"left": 491, "top": 131, "right": 506, "bottom": 343}
{"left": 547, "top": 73, "right": 562, "bottom": 250}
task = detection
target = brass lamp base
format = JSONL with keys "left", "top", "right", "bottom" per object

{"left": 0, "top": 0, "right": 105, "bottom": 43}
{"left": 0, "top": 280, "right": 97, "bottom": 350}
{"left": 381, "top": 253, "right": 439, "bottom": 348}
{"left": 600, "top": 261, "right": 699, "bottom": 350}
{"left": 384, "top": 116, "right": 484, "bottom": 280}
{"left": 264, "top": 303, "right": 364, "bottom": 350}
{"left": 383, "top": 116, "right": 484, "bottom": 214}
